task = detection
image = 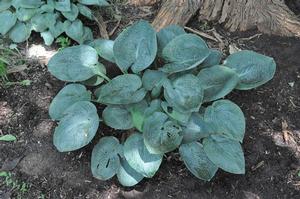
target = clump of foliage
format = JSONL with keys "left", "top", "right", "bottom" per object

{"left": 47, "top": 20, "right": 276, "bottom": 186}
{"left": 0, "top": 0, "right": 109, "bottom": 45}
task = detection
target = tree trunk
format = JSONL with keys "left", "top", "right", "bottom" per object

{"left": 129, "top": 0, "right": 300, "bottom": 37}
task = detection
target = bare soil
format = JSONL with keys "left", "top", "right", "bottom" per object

{"left": 1, "top": 14, "right": 300, "bottom": 199}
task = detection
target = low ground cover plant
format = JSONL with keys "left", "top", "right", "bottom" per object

{"left": 0, "top": 0, "right": 109, "bottom": 45}
{"left": 47, "top": 20, "right": 276, "bottom": 186}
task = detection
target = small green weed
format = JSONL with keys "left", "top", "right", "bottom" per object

{"left": 0, "top": 171, "right": 29, "bottom": 198}
{"left": 55, "top": 36, "right": 71, "bottom": 50}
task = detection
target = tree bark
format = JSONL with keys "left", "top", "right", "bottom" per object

{"left": 129, "top": 0, "right": 300, "bottom": 37}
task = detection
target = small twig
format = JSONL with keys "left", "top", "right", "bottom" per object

{"left": 109, "top": 19, "right": 121, "bottom": 36}
{"left": 93, "top": 12, "right": 109, "bottom": 39}
{"left": 184, "top": 26, "right": 218, "bottom": 42}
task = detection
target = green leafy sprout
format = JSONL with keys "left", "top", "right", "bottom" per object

{"left": 0, "top": 0, "right": 110, "bottom": 45}
{"left": 47, "top": 20, "right": 276, "bottom": 186}
{"left": 0, "top": 171, "right": 29, "bottom": 198}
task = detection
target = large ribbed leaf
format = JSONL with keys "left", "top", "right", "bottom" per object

{"left": 90, "top": 39, "right": 115, "bottom": 62}
{"left": 201, "top": 49, "right": 222, "bottom": 68}
{"left": 65, "top": 19, "right": 84, "bottom": 44}
{"left": 124, "top": 133, "right": 162, "bottom": 178}
{"left": 204, "top": 100, "right": 245, "bottom": 142}
{"left": 102, "top": 105, "right": 133, "bottom": 130}
{"left": 0, "top": 11, "right": 17, "bottom": 35}
{"left": 95, "top": 74, "right": 146, "bottom": 105}
{"left": 61, "top": 3, "right": 79, "bottom": 21}
{"left": 161, "top": 101, "right": 191, "bottom": 124}
{"left": 53, "top": 101, "right": 99, "bottom": 152}
{"left": 197, "top": 65, "right": 239, "bottom": 102}
{"left": 143, "top": 112, "right": 182, "bottom": 154}
{"left": 157, "top": 24, "right": 185, "bottom": 56}
{"left": 163, "top": 74, "right": 203, "bottom": 113}
{"left": 224, "top": 50, "right": 276, "bottom": 90}
{"left": 160, "top": 34, "right": 210, "bottom": 74}
{"left": 117, "top": 158, "right": 144, "bottom": 187}
{"left": 179, "top": 142, "right": 218, "bottom": 181}
{"left": 49, "top": 84, "right": 91, "bottom": 120}
{"left": 91, "top": 136, "right": 122, "bottom": 180}
{"left": 16, "top": 8, "right": 36, "bottom": 22}
{"left": 55, "top": 0, "right": 71, "bottom": 12}
{"left": 113, "top": 20, "right": 157, "bottom": 73}
{"left": 30, "top": 13, "right": 57, "bottom": 32}
{"left": 77, "top": 3, "right": 93, "bottom": 20}
{"left": 48, "top": 45, "right": 98, "bottom": 82}
{"left": 8, "top": 22, "right": 31, "bottom": 43}
{"left": 203, "top": 135, "right": 245, "bottom": 174}
{"left": 49, "top": 21, "right": 65, "bottom": 38}
{"left": 182, "top": 113, "right": 214, "bottom": 144}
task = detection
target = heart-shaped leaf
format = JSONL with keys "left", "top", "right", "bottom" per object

{"left": 0, "top": 11, "right": 17, "bottom": 35}
{"left": 61, "top": 3, "right": 79, "bottom": 21}
{"left": 49, "top": 84, "right": 91, "bottom": 120}
{"left": 203, "top": 135, "right": 245, "bottom": 174}
{"left": 9, "top": 22, "right": 31, "bottom": 43}
{"left": 201, "top": 49, "right": 222, "bottom": 68}
{"left": 91, "top": 136, "right": 122, "bottom": 180}
{"left": 143, "top": 112, "right": 182, "bottom": 154}
{"left": 160, "top": 34, "right": 210, "bottom": 74}
{"left": 179, "top": 142, "right": 218, "bottom": 181}
{"left": 124, "top": 133, "right": 162, "bottom": 177}
{"left": 53, "top": 101, "right": 99, "bottom": 152}
{"left": 103, "top": 105, "right": 134, "bottom": 130}
{"left": 48, "top": 45, "right": 99, "bottom": 82}
{"left": 113, "top": 20, "right": 157, "bottom": 73}
{"left": 224, "top": 50, "right": 276, "bottom": 90}
{"left": 90, "top": 39, "right": 115, "bottom": 62}
{"left": 204, "top": 100, "right": 245, "bottom": 142}
{"left": 197, "top": 65, "right": 239, "bottom": 102}
{"left": 117, "top": 158, "right": 144, "bottom": 187}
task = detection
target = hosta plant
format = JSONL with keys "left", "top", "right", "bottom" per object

{"left": 0, "top": 0, "right": 109, "bottom": 45}
{"left": 47, "top": 20, "right": 276, "bottom": 186}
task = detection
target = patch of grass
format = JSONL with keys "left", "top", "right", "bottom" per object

{"left": 0, "top": 44, "right": 31, "bottom": 88}
{"left": 0, "top": 171, "right": 30, "bottom": 198}
{"left": 55, "top": 36, "right": 71, "bottom": 50}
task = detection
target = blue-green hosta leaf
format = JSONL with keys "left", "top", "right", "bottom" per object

{"left": 9, "top": 22, "right": 31, "bottom": 43}
{"left": 103, "top": 105, "right": 133, "bottom": 130}
{"left": 142, "top": 69, "right": 167, "bottom": 91}
{"left": 16, "top": 8, "right": 36, "bottom": 22}
{"left": 78, "top": 0, "right": 109, "bottom": 6}
{"left": 0, "top": 11, "right": 17, "bottom": 35}
{"left": 91, "top": 136, "right": 122, "bottom": 180}
{"left": 49, "top": 21, "right": 65, "bottom": 38}
{"left": 30, "top": 13, "right": 57, "bottom": 32}
{"left": 224, "top": 50, "right": 276, "bottom": 90}
{"left": 41, "top": 31, "right": 55, "bottom": 46}
{"left": 204, "top": 100, "right": 245, "bottom": 142}
{"left": 117, "top": 158, "right": 144, "bottom": 187}
{"left": 201, "top": 49, "right": 222, "bottom": 68}
{"left": 0, "top": 0, "right": 11, "bottom": 12}
{"left": 89, "top": 39, "right": 115, "bottom": 62}
{"left": 82, "top": 26, "right": 93, "bottom": 44}
{"left": 61, "top": 3, "right": 79, "bottom": 21}
{"left": 81, "top": 63, "right": 106, "bottom": 86}
{"left": 197, "top": 65, "right": 239, "bottom": 102}
{"left": 113, "top": 20, "right": 157, "bottom": 73}
{"left": 48, "top": 45, "right": 99, "bottom": 82}
{"left": 0, "top": 134, "right": 17, "bottom": 142}
{"left": 20, "top": 0, "right": 43, "bottom": 8}
{"left": 161, "top": 101, "right": 191, "bottom": 124}
{"left": 160, "top": 34, "right": 210, "bottom": 74}
{"left": 179, "top": 142, "right": 218, "bottom": 181}
{"left": 182, "top": 113, "right": 214, "bottom": 144}
{"left": 124, "top": 133, "right": 163, "bottom": 178}
{"left": 39, "top": 4, "right": 55, "bottom": 13}
{"left": 128, "top": 100, "right": 148, "bottom": 132}
{"left": 157, "top": 24, "right": 185, "bottom": 56}
{"left": 53, "top": 101, "right": 99, "bottom": 152}
{"left": 55, "top": 0, "right": 71, "bottom": 12}
{"left": 143, "top": 112, "right": 183, "bottom": 154}
{"left": 203, "top": 135, "right": 245, "bottom": 174}
{"left": 95, "top": 74, "right": 146, "bottom": 105}
{"left": 65, "top": 19, "right": 84, "bottom": 44}
{"left": 77, "top": 3, "right": 93, "bottom": 20}
{"left": 49, "top": 84, "right": 91, "bottom": 120}
{"left": 163, "top": 74, "right": 203, "bottom": 113}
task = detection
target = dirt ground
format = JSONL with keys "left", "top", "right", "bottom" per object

{"left": 1, "top": 4, "right": 300, "bottom": 199}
